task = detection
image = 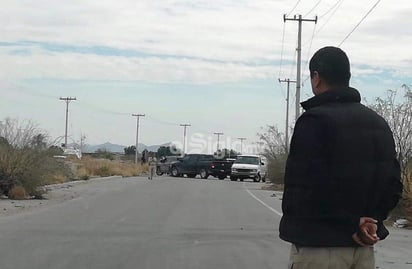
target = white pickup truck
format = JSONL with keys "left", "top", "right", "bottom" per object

{"left": 230, "top": 155, "right": 267, "bottom": 182}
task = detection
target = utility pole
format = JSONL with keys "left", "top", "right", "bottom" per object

{"left": 214, "top": 132, "right": 224, "bottom": 152}
{"left": 237, "top": 137, "right": 246, "bottom": 154}
{"left": 132, "top": 114, "right": 145, "bottom": 164}
{"left": 180, "top": 124, "right": 191, "bottom": 154}
{"left": 278, "top": 78, "right": 296, "bottom": 153}
{"left": 80, "top": 133, "right": 86, "bottom": 152}
{"left": 59, "top": 97, "right": 76, "bottom": 149}
{"left": 284, "top": 14, "right": 317, "bottom": 121}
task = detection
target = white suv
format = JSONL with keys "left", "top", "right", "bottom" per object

{"left": 230, "top": 155, "right": 267, "bottom": 182}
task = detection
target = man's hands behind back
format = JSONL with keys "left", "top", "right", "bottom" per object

{"left": 352, "top": 217, "right": 379, "bottom": 247}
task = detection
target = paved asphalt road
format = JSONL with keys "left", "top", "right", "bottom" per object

{"left": 0, "top": 176, "right": 288, "bottom": 269}
{"left": 0, "top": 176, "right": 411, "bottom": 269}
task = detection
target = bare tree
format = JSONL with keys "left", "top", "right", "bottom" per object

{"left": 0, "top": 118, "right": 66, "bottom": 197}
{"left": 257, "top": 125, "right": 287, "bottom": 160}
{"left": 369, "top": 85, "right": 412, "bottom": 193}
{"left": 257, "top": 125, "right": 287, "bottom": 184}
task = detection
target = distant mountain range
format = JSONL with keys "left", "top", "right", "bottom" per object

{"left": 83, "top": 142, "right": 171, "bottom": 153}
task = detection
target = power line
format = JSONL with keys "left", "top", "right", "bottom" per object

{"left": 316, "top": 0, "right": 345, "bottom": 33}
{"left": 319, "top": 0, "right": 344, "bottom": 18}
{"left": 338, "top": 0, "right": 381, "bottom": 47}
{"left": 302, "top": 0, "right": 344, "bottom": 46}
{"left": 146, "top": 115, "right": 179, "bottom": 126}
{"left": 304, "top": 0, "right": 322, "bottom": 17}
{"left": 287, "top": 0, "right": 302, "bottom": 16}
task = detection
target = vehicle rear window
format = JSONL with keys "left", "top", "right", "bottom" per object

{"left": 234, "top": 156, "right": 259, "bottom": 165}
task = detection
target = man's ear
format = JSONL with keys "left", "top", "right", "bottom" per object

{"left": 312, "top": 71, "right": 320, "bottom": 89}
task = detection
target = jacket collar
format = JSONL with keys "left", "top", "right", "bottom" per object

{"left": 301, "top": 87, "right": 361, "bottom": 111}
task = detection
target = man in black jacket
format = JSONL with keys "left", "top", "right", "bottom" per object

{"left": 279, "top": 46, "right": 403, "bottom": 269}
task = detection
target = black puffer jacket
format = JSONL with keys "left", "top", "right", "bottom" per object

{"left": 279, "top": 87, "right": 403, "bottom": 247}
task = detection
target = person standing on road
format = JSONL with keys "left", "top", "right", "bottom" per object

{"left": 148, "top": 156, "right": 157, "bottom": 180}
{"left": 279, "top": 46, "right": 403, "bottom": 269}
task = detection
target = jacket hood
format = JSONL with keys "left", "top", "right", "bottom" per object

{"left": 301, "top": 87, "right": 361, "bottom": 111}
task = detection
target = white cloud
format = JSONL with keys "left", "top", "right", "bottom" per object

{"left": 0, "top": 50, "right": 278, "bottom": 83}
{"left": 1, "top": 0, "right": 411, "bottom": 83}
{"left": 0, "top": 0, "right": 411, "bottom": 145}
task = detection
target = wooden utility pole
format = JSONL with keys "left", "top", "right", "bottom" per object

{"left": 132, "top": 114, "right": 145, "bottom": 164}
{"left": 278, "top": 78, "right": 296, "bottom": 153}
{"left": 214, "top": 132, "right": 224, "bottom": 151}
{"left": 283, "top": 14, "right": 317, "bottom": 121}
{"left": 59, "top": 97, "right": 76, "bottom": 148}
{"left": 180, "top": 124, "right": 191, "bottom": 154}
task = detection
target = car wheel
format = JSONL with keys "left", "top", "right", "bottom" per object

{"left": 239, "top": 178, "right": 244, "bottom": 182}
{"left": 218, "top": 175, "right": 226, "bottom": 180}
{"left": 230, "top": 176, "right": 237, "bottom": 181}
{"left": 156, "top": 169, "right": 163, "bottom": 176}
{"left": 171, "top": 167, "right": 179, "bottom": 177}
{"left": 254, "top": 174, "right": 261, "bottom": 182}
{"left": 200, "top": 169, "right": 209, "bottom": 179}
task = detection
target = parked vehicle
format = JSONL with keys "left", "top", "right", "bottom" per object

{"left": 230, "top": 155, "right": 267, "bottom": 182}
{"left": 156, "top": 156, "right": 180, "bottom": 176}
{"left": 170, "top": 154, "right": 214, "bottom": 178}
{"left": 208, "top": 158, "right": 236, "bottom": 180}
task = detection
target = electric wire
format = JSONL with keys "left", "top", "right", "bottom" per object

{"left": 304, "top": 0, "right": 322, "bottom": 17}
{"left": 302, "top": 0, "right": 344, "bottom": 47}
{"left": 315, "top": 0, "right": 345, "bottom": 36}
{"left": 319, "top": 0, "right": 344, "bottom": 18}
{"left": 338, "top": 0, "right": 381, "bottom": 47}
{"left": 287, "top": 0, "right": 302, "bottom": 16}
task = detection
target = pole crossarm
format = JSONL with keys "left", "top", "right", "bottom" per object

{"left": 283, "top": 14, "right": 318, "bottom": 23}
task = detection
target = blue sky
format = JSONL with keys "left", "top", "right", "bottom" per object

{"left": 1, "top": 0, "right": 411, "bottom": 153}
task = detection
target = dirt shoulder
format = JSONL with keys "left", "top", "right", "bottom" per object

{"left": 0, "top": 176, "right": 122, "bottom": 217}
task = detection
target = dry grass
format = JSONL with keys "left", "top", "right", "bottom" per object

{"left": 42, "top": 156, "right": 148, "bottom": 186}
{"left": 72, "top": 156, "right": 147, "bottom": 179}
{"left": 46, "top": 174, "right": 68, "bottom": 184}
{"left": 8, "top": 186, "right": 28, "bottom": 200}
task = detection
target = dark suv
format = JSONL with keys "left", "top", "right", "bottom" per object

{"left": 170, "top": 154, "right": 214, "bottom": 178}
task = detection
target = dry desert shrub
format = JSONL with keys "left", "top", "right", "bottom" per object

{"left": 8, "top": 186, "right": 28, "bottom": 200}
